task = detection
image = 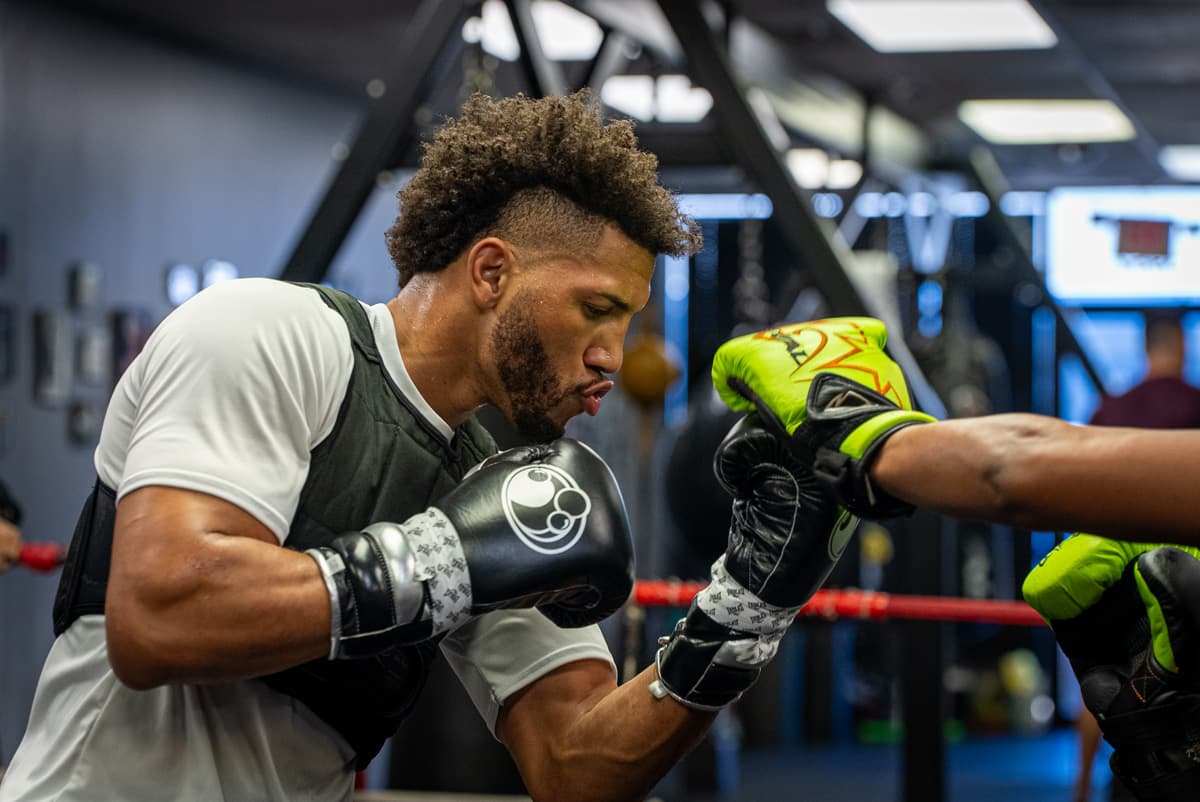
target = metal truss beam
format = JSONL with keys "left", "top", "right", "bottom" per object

{"left": 505, "top": 0, "right": 567, "bottom": 97}
{"left": 657, "top": 0, "right": 867, "bottom": 317}
{"left": 655, "top": 0, "right": 945, "bottom": 418}
{"left": 580, "top": 28, "right": 633, "bottom": 92}
{"left": 965, "top": 147, "right": 1109, "bottom": 394}
{"left": 278, "top": 0, "right": 466, "bottom": 283}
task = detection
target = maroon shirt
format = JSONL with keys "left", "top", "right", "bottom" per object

{"left": 1090, "top": 376, "right": 1200, "bottom": 429}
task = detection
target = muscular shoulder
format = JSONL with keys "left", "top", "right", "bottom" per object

{"left": 163, "top": 278, "right": 345, "bottom": 349}
{"left": 137, "top": 279, "right": 349, "bottom": 390}
{"left": 101, "top": 279, "right": 356, "bottom": 534}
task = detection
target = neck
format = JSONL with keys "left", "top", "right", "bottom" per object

{"left": 387, "top": 275, "right": 485, "bottom": 429}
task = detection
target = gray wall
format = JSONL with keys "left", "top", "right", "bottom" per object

{"left": 0, "top": 2, "right": 410, "bottom": 755}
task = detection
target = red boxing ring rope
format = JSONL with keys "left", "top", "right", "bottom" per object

{"left": 17, "top": 544, "right": 1046, "bottom": 626}
{"left": 18, "top": 542, "right": 67, "bottom": 572}
{"left": 633, "top": 580, "right": 1047, "bottom": 627}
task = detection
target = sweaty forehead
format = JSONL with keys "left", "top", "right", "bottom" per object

{"left": 594, "top": 226, "right": 655, "bottom": 284}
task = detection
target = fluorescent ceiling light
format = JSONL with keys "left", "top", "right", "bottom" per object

{"left": 786, "top": 149, "right": 862, "bottom": 189}
{"left": 958, "top": 99, "right": 1135, "bottom": 144}
{"left": 531, "top": 1, "right": 603, "bottom": 61}
{"left": 675, "top": 194, "right": 774, "bottom": 220}
{"left": 463, "top": 1, "right": 519, "bottom": 61}
{"left": 462, "top": 0, "right": 602, "bottom": 62}
{"left": 786, "top": 149, "right": 829, "bottom": 189}
{"left": 655, "top": 75, "right": 712, "bottom": 123}
{"left": 1000, "top": 191, "right": 1046, "bottom": 216}
{"left": 827, "top": 159, "right": 863, "bottom": 190}
{"left": 600, "top": 75, "right": 711, "bottom": 124}
{"left": 827, "top": 0, "right": 1057, "bottom": 53}
{"left": 601, "top": 75, "right": 654, "bottom": 122}
{"left": 1158, "top": 145, "right": 1200, "bottom": 182}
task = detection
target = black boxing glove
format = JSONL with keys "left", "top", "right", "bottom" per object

{"left": 650, "top": 415, "right": 859, "bottom": 709}
{"left": 307, "top": 438, "right": 635, "bottom": 659}
{"left": 1024, "top": 536, "right": 1200, "bottom": 800}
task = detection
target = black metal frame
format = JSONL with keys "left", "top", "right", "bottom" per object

{"left": 655, "top": 0, "right": 945, "bottom": 419}
{"left": 965, "top": 146, "right": 1109, "bottom": 394}
{"left": 504, "top": 0, "right": 568, "bottom": 98}
{"left": 278, "top": 0, "right": 467, "bottom": 283}
{"left": 654, "top": 4, "right": 955, "bottom": 799}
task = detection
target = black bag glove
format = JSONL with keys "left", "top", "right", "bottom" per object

{"left": 651, "top": 415, "right": 858, "bottom": 710}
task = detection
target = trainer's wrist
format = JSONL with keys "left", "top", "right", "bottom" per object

{"left": 856, "top": 420, "right": 927, "bottom": 507}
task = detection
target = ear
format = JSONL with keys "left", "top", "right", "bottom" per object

{"left": 466, "top": 237, "right": 514, "bottom": 310}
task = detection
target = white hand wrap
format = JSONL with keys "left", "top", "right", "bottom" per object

{"left": 403, "top": 508, "right": 473, "bottom": 634}
{"left": 696, "top": 557, "right": 801, "bottom": 667}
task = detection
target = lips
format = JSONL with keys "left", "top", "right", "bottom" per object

{"left": 581, "top": 380, "right": 613, "bottom": 417}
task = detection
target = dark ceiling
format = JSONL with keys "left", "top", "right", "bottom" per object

{"left": 42, "top": 0, "right": 1200, "bottom": 192}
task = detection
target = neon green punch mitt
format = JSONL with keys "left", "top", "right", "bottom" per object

{"left": 711, "top": 317, "right": 934, "bottom": 518}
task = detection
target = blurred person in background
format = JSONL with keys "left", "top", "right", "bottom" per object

{"left": 1090, "top": 311, "right": 1200, "bottom": 430}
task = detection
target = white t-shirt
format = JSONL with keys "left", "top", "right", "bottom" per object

{"left": 0, "top": 279, "right": 614, "bottom": 802}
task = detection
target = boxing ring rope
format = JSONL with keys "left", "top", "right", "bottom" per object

{"left": 18, "top": 543, "right": 1046, "bottom": 627}
{"left": 22, "top": 541, "right": 1044, "bottom": 627}
{"left": 19, "top": 542, "right": 66, "bottom": 572}
{"left": 633, "top": 580, "right": 1047, "bottom": 627}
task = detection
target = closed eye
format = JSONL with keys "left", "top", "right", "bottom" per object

{"left": 584, "top": 303, "right": 612, "bottom": 318}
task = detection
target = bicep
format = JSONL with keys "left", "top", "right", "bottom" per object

{"left": 109, "top": 486, "right": 278, "bottom": 609}
{"left": 106, "top": 484, "right": 332, "bottom": 687}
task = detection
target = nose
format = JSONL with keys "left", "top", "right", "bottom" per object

{"left": 584, "top": 342, "right": 622, "bottom": 376}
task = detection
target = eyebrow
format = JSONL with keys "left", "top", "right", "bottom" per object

{"left": 597, "top": 292, "right": 632, "bottom": 314}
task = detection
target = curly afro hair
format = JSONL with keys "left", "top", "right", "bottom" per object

{"left": 385, "top": 91, "right": 702, "bottom": 287}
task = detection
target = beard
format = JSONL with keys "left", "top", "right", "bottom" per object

{"left": 492, "top": 300, "right": 570, "bottom": 443}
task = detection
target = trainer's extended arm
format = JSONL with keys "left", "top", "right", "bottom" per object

{"left": 870, "top": 413, "right": 1200, "bottom": 545}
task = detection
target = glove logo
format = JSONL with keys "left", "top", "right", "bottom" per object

{"left": 827, "top": 509, "right": 859, "bottom": 561}
{"left": 501, "top": 465, "right": 592, "bottom": 555}
{"left": 753, "top": 321, "right": 906, "bottom": 405}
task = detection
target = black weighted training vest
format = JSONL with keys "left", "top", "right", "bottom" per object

{"left": 260, "top": 285, "right": 496, "bottom": 767}
{"left": 52, "top": 284, "right": 497, "bottom": 769}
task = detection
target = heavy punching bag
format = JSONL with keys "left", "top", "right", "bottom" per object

{"left": 663, "top": 389, "right": 742, "bottom": 580}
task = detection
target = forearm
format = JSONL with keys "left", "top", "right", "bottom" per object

{"left": 871, "top": 413, "right": 1200, "bottom": 544}
{"left": 560, "top": 666, "right": 714, "bottom": 801}
{"left": 107, "top": 531, "right": 330, "bottom": 687}
{"left": 506, "top": 664, "right": 715, "bottom": 802}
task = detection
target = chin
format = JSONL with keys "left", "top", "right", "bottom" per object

{"left": 513, "top": 414, "right": 566, "bottom": 444}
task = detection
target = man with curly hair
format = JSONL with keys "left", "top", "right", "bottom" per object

{"left": 1, "top": 92, "right": 840, "bottom": 802}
